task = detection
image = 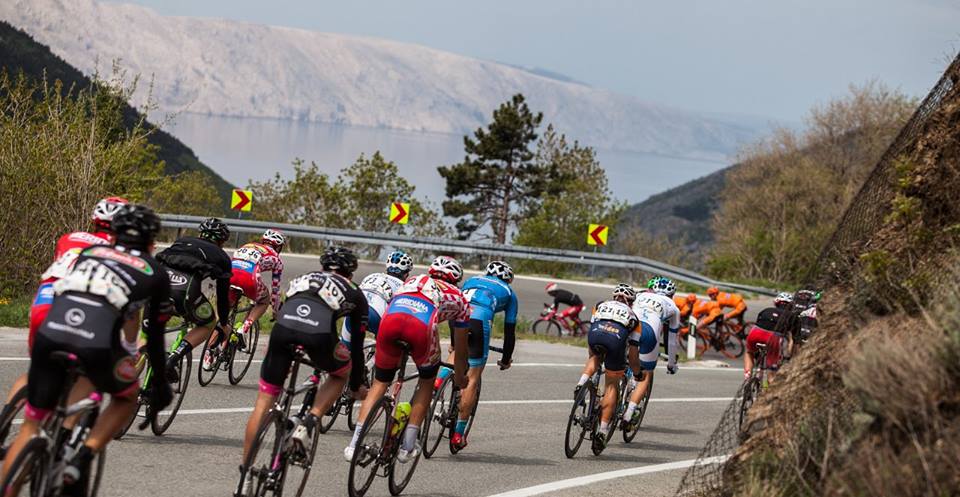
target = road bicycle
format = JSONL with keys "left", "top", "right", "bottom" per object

{"left": 677, "top": 316, "right": 745, "bottom": 359}
{"left": 347, "top": 341, "right": 423, "bottom": 497}
{"left": 739, "top": 340, "right": 780, "bottom": 432}
{"left": 421, "top": 345, "right": 503, "bottom": 458}
{"left": 619, "top": 367, "right": 653, "bottom": 443}
{"left": 531, "top": 304, "right": 589, "bottom": 337}
{"left": 564, "top": 345, "right": 623, "bottom": 457}
{"left": 115, "top": 320, "right": 192, "bottom": 438}
{"left": 317, "top": 343, "right": 375, "bottom": 434}
{"left": 198, "top": 289, "right": 261, "bottom": 386}
{"left": 236, "top": 346, "right": 321, "bottom": 497}
{"left": 1, "top": 352, "right": 106, "bottom": 497}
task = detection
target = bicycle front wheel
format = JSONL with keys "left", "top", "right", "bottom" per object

{"left": 450, "top": 377, "right": 482, "bottom": 455}
{"left": 738, "top": 377, "right": 761, "bottom": 432}
{"left": 349, "top": 397, "right": 391, "bottom": 497}
{"left": 229, "top": 321, "right": 260, "bottom": 385}
{"left": 0, "top": 386, "right": 27, "bottom": 457}
{"left": 624, "top": 374, "right": 653, "bottom": 442}
{"left": 422, "top": 376, "right": 453, "bottom": 459}
{"left": 241, "top": 409, "right": 285, "bottom": 497}
{"left": 287, "top": 416, "right": 321, "bottom": 497}
{"left": 317, "top": 382, "right": 341, "bottom": 435}
{"left": 1, "top": 436, "right": 50, "bottom": 497}
{"left": 532, "top": 319, "right": 561, "bottom": 337}
{"left": 152, "top": 351, "right": 191, "bottom": 435}
{"left": 197, "top": 337, "right": 222, "bottom": 387}
{"left": 564, "top": 381, "right": 593, "bottom": 458}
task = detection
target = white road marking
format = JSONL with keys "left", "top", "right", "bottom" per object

{"left": 484, "top": 455, "right": 729, "bottom": 497}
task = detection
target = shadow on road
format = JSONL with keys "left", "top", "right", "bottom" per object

{"left": 441, "top": 451, "right": 560, "bottom": 467}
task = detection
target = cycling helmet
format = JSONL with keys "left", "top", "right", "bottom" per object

{"left": 686, "top": 293, "right": 697, "bottom": 304}
{"left": 385, "top": 250, "right": 414, "bottom": 279}
{"left": 485, "top": 260, "right": 514, "bottom": 283}
{"left": 652, "top": 277, "right": 677, "bottom": 297}
{"left": 706, "top": 287, "right": 720, "bottom": 297}
{"left": 111, "top": 204, "right": 160, "bottom": 248}
{"left": 545, "top": 282, "right": 559, "bottom": 294}
{"left": 774, "top": 292, "right": 793, "bottom": 308}
{"left": 261, "top": 229, "right": 285, "bottom": 252}
{"left": 646, "top": 276, "right": 661, "bottom": 289}
{"left": 428, "top": 256, "right": 463, "bottom": 284}
{"left": 321, "top": 246, "right": 359, "bottom": 275}
{"left": 92, "top": 196, "right": 129, "bottom": 230}
{"left": 198, "top": 218, "right": 230, "bottom": 244}
{"left": 612, "top": 283, "right": 637, "bottom": 304}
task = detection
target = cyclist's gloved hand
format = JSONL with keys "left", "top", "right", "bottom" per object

{"left": 666, "top": 362, "right": 678, "bottom": 375}
{"left": 151, "top": 381, "right": 174, "bottom": 411}
{"left": 497, "top": 357, "right": 512, "bottom": 371}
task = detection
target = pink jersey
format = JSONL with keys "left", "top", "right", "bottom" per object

{"left": 397, "top": 274, "right": 471, "bottom": 323}
{"left": 231, "top": 242, "right": 284, "bottom": 307}
{"left": 40, "top": 231, "right": 113, "bottom": 285}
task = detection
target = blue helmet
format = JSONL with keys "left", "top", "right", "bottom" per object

{"left": 385, "top": 250, "right": 413, "bottom": 279}
{"left": 651, "top": 277, "right": 676, "bottom": 298}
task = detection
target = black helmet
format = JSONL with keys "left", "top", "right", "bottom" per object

{"left": 111, "top": 204, "right": 161, "bottom": 248}
{"left": 198, "top": 217, "right": 230, "bottom": 243}
{"left": 321, "top": 246, "right": 358, "bottom": 276}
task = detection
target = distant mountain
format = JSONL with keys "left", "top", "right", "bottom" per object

{"left": 0, "top": 0, "right": 767, "bottom": 160}
{"left": 0, "top": 20, "right": 233, "bottom": 199}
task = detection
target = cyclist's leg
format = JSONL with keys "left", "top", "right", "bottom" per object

{"left": 304, "top": 335, "right": 352, "bottom": 418}
{"left": 764, "top": 332, "right": 783, "bottom": 382}
{"left": 630, "top": 322, "right": 659, "bottom": 406}
{"left": 176, "top": 275, "right": 219, "bottom": 350}
{"left": 83, "top": 344, "right": 139, "bottom": 452}
{"left": 457, "top": 316, "right": 490, "bottom": 429}
{"left": 4, "top": 287, "right": 54, "bottom": 403}
{"left": 238, "top": 275, "right": 270, "bottom": 334}
{"left": 403, "top": 324, "right": 440, "bottom": 452}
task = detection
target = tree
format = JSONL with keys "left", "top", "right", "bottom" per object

{"left": 438, "top": 94, "right": 544, "bottom": 243}
{"left": 146, "top": 170, "right": 221, "bottom": 216}
{"left": 513, "top": 125, "right": 625, "bottom": 275}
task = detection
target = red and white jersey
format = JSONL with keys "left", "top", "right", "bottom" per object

{"left": 40, "top": 231, "right": 113, "bottom": 284}
{"left": 232, "top": 242, "right": 284, "bottom": 302}
{"left": 397, "top": 274, "right": 471, "bottom": 323}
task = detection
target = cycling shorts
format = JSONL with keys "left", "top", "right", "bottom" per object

{"left": 230, "top": 264, "right": 269, "bottom": 305}
{"left": 746, "top": 326, "right": 783, "bottom": 370}
{"left": 374, "top": 296, "right": 441, "bottom": 382}
{"left": 166, "top": 268, "right": 215, "bottom": 326}
{"left": 28, "top": 282, "right": 56, "bottom": 351}
{"left": 630, "top": 321, "right": 659, "bottom": 371}
{"left": 454, "top": 305, "right": 494, "bottom": 368}
{"left": 27, "top": 294, "right": 138, "bottom": 417}
{"left": 587, "top": 320, "right": 630, "bottom": 373}
{"left": 259, "top": 323, "right": 349, "bottom": 395}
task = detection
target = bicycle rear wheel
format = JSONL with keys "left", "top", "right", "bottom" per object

{"left": 197, "top": 336, "right": 223, "bottom": 387}
{"left": 564, "top": 381, "right": 593, "bottom": 458}
{"left": 240, "top": 409, "right": 285, "bottom": 497}
{"left": 287, "top": 415, "right": 321, "bottom": 497}
{"left": 348, "top": 397, "right": 390, "bottom": 497}
{"left": 230, "top": 321, "right": 260, "bottom": 385}
{"left": 624, "top": 374, "right": 653, "bottom": 442}
{"left": 576, "top": 321, "right": 591, "bottom": 336}
{"left": 449, "top": 377, "right": 481, "bottom": 455}
{"left": 152, "top": 351, "right": 191, "bottom": 435}
{"left": 422, "top": 376, "right": 453, "bottom": 459}
{"left": 1, "top": 436, "right": 50, "bottom": 497}
{"left": 738, "top": 377, "right": 761, "bottom": 432}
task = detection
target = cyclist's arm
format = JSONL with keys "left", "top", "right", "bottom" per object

{"left": 502, "top": 293, "right": 519, "bottom": 363}
{"left": 269, "top": 256, "right": 284, "bottom": 314}
{"left": 725, "top": 298, "right": 747, "bottom": 320}
{"left": 215, "top": 275, "right": 231, "bottom": 328}
{"left": 346, "top": 294, "right": 369, "bottom": 392}
{"left": 145, "top": 279, "right": 172, "bottom": 379}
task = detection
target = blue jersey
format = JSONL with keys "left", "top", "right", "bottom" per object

{"left": 460, "top": 275, "right": 518, "bottom": 324}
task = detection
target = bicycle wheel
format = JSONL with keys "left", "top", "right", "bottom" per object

{"left": 720, "top": 332, "right": 745, "bottom": 359}
{"left": 422, "top": 376, "right": 453, "bottom": 459}
{"left": 88, "top": 448, "right": 106, "bottom": 497}
{"left": 624, "top": 374, "right": 653, "bottom": 442}
{"left": 0, "top": 386, "right": 27, "bottom": 458}
{"left": 576, "top": 321, "right": 591, "bottom": 336}
{"left": 230, "top": 321, "right": 261, "bottom": 385}
{"left": 1, "top": 437, "right": 50, "bottom": 497}
{"left": 388, "top": 427, "right": 422, "bottom": 496}
{"left": 286, "top": 415, "right": 321, "bottom": 497}
{"left": 345, "top": 392, "right": 358, "bottom": 431}
{"left": 197, "top": 336, "right": 223, "bottom": 387}
{"left": 241, "top": 410, "right": 285, "bottom": 497}
{"left": 317, "top": 386, "right": 340, "bottom": 435}
{"left": 564, "top": 381, "right": 593, "bottom": 458}
{"left": 531, "top": 319, "right": 561, "bottom": 337}
{"left": 152, "top": 351, "right": 191, "bottom": 435}
{"left": 450, "top": 377, "right": 481, "bottom": 455}
{"left": 738, "top": 377, "right": 760, "bottom": 431}
{"left": 348, "top": 397, "right": 390, "bottom": 497}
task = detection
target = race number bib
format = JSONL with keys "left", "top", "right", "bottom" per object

{"left": 41, "top": 248, "right": 83, "bottom": 281}
{"left": 317, "top": 278, "right": 345, "bottom": 311}
{"left": 360, "top": 274, "right": 394, "bottom": 300}
{"left": 234, "top": 245, "right": 264, "bottom": 264}
{"left": 594, "top": 301, "right": 632, "bottom": 327}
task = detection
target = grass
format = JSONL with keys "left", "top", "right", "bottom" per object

{"left": 0, "top": 294, "right": 31, "bottom": 328}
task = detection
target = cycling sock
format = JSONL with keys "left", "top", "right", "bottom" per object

{"left": 348, "top": 423, "right": 363, "bottom": 448}
{"left": 577, "top": 374, "right": 589, "bottom": 386}
{"left": 402, "top": 424, "right": 420, "bottom": 451}
{"left": 242, "top": 319, "right": 254, "bottom": 333}
{"left": 600, "top": 421, "right": 609, "bottom": 433}
{"left": 454, "top": 419, "right": 468, "bottom": 436}
{"left": 623, "top": 402, "right": 637, "bottom": 421}
{"left": 176, "top": 341, "right": 193, "bottom": 358}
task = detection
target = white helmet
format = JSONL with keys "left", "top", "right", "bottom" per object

{"left": 485, "top": 260, "right": 514, "bottom": 283}
{"left": 386, "top": 251, "right": 414, "bottom": 278}
{"left": 652, "top": 277, "right": 677, "bottom": 298}
{"left": 428, "top": 256, "right": 463, "bottom": 284}
{"left": 261, "top": 229, "right": 285, "bottom": 252}
{"left": 92, "top": 196, "right": 129, "bottom": 230}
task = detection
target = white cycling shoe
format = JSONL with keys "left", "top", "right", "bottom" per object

{"left": 396, "top": 442, "right": 421, "bottom": 464}
{"left": 343, "top": 445, "right": 355, "bottom": 462}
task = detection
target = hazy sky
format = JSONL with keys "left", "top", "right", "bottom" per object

{"left": 104, "top": 0, "right": 958, "bottom": 122}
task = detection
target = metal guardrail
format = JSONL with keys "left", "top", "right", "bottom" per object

{"left": 159, "top": 214, "right": 777, "bottom": 296}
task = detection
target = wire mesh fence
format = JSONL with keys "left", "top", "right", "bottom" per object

{"left": 673, "top": 51, "right": 960, "bottom": 497}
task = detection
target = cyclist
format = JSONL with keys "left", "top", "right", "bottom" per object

{"left": 674, "top": 293, "right": 697, "bottom": 321}
{"left": 577, "top": 284, "right": 639, "bottom": 448}
{"left": 344, "top": 256, "right": 470, "bottom": 464}
{"left": 223, "top": 229, "right": 286, "bottom": 364}
{"left": 692, "top": 297, "right": 723, "bottom": 336}
{"left": 340, "top": 250, "right": 414, "bottom": 348}
{"left": 545, "top": 282, "right": 584, "bottom": 329}
{"left": 4, "top": 197, "right": 127, "bottom": 409}
{"left": 2, "top": 205, "right": 172, "bottom": 494}
{"left": 438, "top": 260, "right": 518, "bottom": 450}
{"left": 238, "top": 247, "right": 368, "bottom": 497}
{"left": 625, "top": 277, "right": 680, "bottom": 427}
{"left": 743, "top": 292, "right": 792, "bottom": 380}
{"left": 156, "top": 218, "right": 234, "bottom": 378}
{"left": 707, "top": 287, "right": 748, "bottom": 331}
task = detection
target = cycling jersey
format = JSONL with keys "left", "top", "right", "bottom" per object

{"left": 261, "top": 271, "right": 369, "bottom": 392}
{"left": 456, "top": 274, "right": 519, "bottom": 368}
{"left": 588, "top": 300, "right": 639, "bottom": 373}
{"left": 714, "top": 292, "right": 747, "bottom": 321}
{"left": 230, "top": 242, "right": 283, "bottom": 312}
{"left": 27, "top": 245, "right": 170, "bottom": 417}
{"left": 551, "top": 289, "right": 582, "bottom": 307}
{"left": 754, "top": 306, "right": 784, "bottom": 332}
{"left": 29, "top": 231, "right": 113, "bottom": 348}
{"left": 374, "top": 275, "right": 469, "bottom": 382}
{"left": 632, "top": 292, "right": 681, "bottom": 370}
{"left": 692, "top": 299, "right": 722, "bottom": 324}
{"left": 340, "top": 272, "right": 403, "bottom": 345}
{"left": 156, "top": 237, "right": 233, "bottom": 328}
{"left": 673, "top": 296, "right": 693, "bottom": 320}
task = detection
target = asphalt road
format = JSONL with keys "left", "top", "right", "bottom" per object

{"left": 0, "top": 329, "right": 743, "bottom": 497}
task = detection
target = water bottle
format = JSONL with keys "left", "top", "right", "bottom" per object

{"left": 391, "top": 402, "right": 411, "bottom": 437}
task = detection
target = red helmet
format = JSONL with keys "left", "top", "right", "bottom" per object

{"left": 92, "top": 197, "right": 130, "bottom": 230}
{"left": 545, "top": 283, "right": 558, "bottom": 293}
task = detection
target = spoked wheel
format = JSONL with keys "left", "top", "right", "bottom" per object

{"left": 152, "top": 352, "right": 191, "bottom": 435}
{"left": 1, "top": 437, "right": 49, "bottom": 497}
{"left": 348, "top": 397, "right": 390, "bottom": 497}
{"left": 345, "top": 392, "right": 358, "bottom": 431}
{"left": 388, "top": 415, "right": 422, "bottom": 496}
{"left": 114, "top": 395, "right": 142, "bottom": 440}
{"left": 623, "top": 374, "right": 653, "bottom": 442}
{"left": 198, "top": 336, "right": 224, "bottom": 386}
{"left": 230, "top": 321, "right": 260, "bottom": 385}
{"left": 720, "top": 333, "right": 746, "bottom": 359}
{"left": 240, "top": 410, "right": 284, "bottom": 497}
{"left": 449, "top": 377, "right": 481, "bottom": 455}
{"left": 564, "top": 381, "right": 593, "bottom": 458}
{"left": 286, "top": 415, "right": 321, "bottom": 497}
{"left": 576, "top": 321, "right": 591, "bottom": 336}
{"left": 532, "top": 319, "right": 561, "bottom": 337}
{"left": 738, "top": 377, "right": 761, "bottom": 432}
{"left": 0, "top": 386, "right": 27, "bottom": 456}
{"left": 422, "top": 376, "right": 454, "bottom": 459}
{"left": 317, "top": 383, "right": 340, "bottom": 435}
{"left": 87, "top": 448, "right": 106, "bottom": 497}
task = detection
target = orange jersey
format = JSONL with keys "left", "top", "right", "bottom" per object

{"left": 714, "top": 292, "right": 747, "bottom": 319}
{"left": 674, "top": 296, "right": 693, "bottom": 319}
{"left": 692, "top": 300, "right": 722, "bottom": 321}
